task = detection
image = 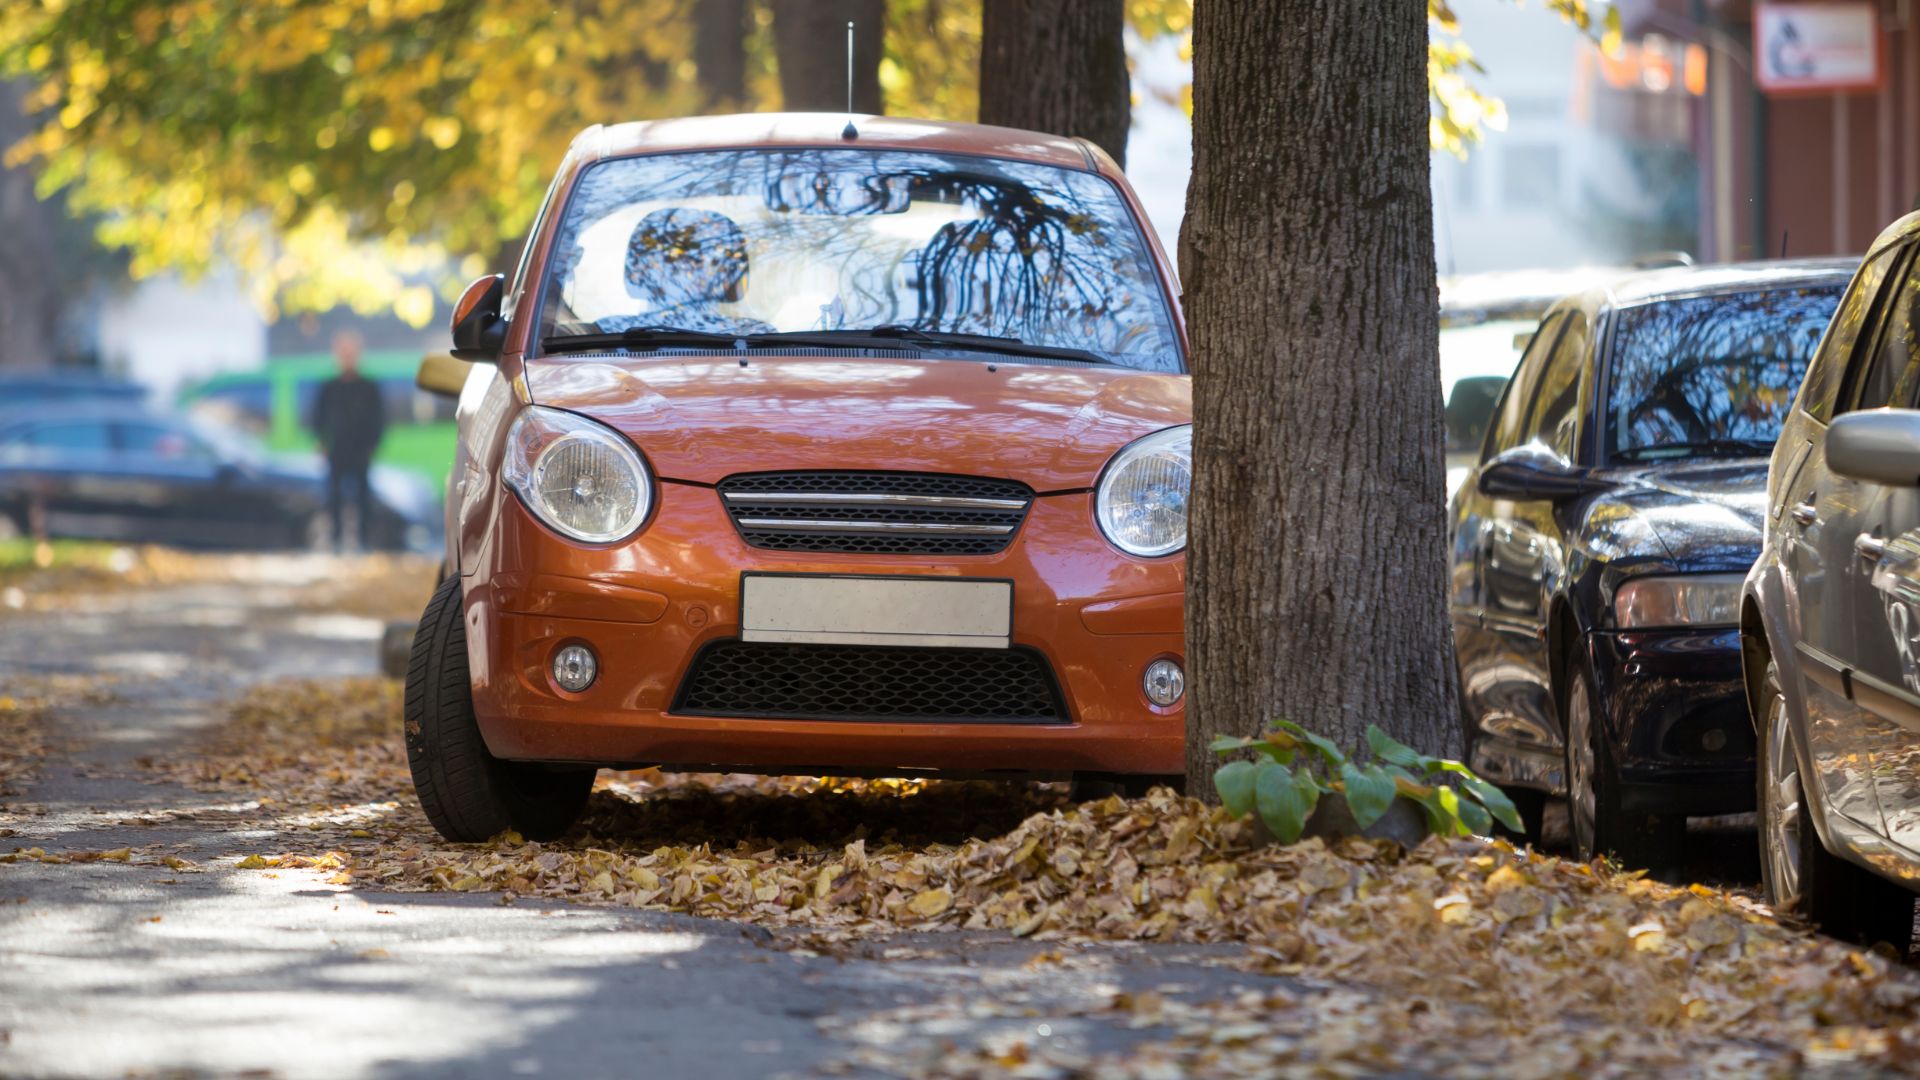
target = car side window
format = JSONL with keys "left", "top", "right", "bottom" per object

{"left": 1482, "top": 312, "right": 1566, "bottom": 461}
{"left": 1851, "top": 252, "right": 1920, "bottom": 412}
{"left": 1814, "top": 245, "right": 1911, "bottom": 420}
{"left": 1523, "top": 311, "right": 1590, "bottom": 460}
{"left": 25, "top": 423, "right": 112, "bottom": 452}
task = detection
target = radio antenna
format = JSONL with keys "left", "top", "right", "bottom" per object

{"left": 841, "top": 20, "right": 859, "bottom": 140}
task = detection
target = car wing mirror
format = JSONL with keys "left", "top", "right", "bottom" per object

{"left": 1477, "top": 444, "right": 1609, "bottom": 501}
{"left": 450, "top": 273, "right": 506, "bottom": 361}
{"left": 1829, "top": 408, "right": 1920, "bottom": 487}
{"left": 417, "top": 353, "right": 472, "bottom": 399}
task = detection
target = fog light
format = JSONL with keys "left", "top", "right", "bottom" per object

{"left": 1143, "top": 659, "right": 1184, "bottom": 707}
{"left": 552, "top": 645, "right": 597, "bottom": 692}
{"left": 1701, "top": 727, "right": 1727, "bottom": 752}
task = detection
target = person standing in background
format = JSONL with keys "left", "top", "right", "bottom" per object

{"left": 309, "top": 331, "right": 386, "bottom": 551}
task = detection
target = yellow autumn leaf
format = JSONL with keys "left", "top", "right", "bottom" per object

{"left": 908, "top": 887, "right": 953, "bottom": 919}
{"left": 1629, "top": 921, "right": 1667, "bottom": 952}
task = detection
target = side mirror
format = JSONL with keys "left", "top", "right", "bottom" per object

{"left": 1829, "top": 409, "right": 1920, "bottom": 487}
{"left": 417, "top": 353, "right": 472, "bottom": 399}
{"left": 1477, "top": 444, "right": 1609, "bottom": 501}
{"left": 450, "top": 273, "right": 506, "bottom": 361}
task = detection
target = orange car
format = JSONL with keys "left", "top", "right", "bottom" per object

{"left": 404, "top": 113, "right": 1190, "bottom": 841}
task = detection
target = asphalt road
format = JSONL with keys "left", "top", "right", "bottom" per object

{"left": 0, "top": 561, "right": 1294, "bottom": 1080}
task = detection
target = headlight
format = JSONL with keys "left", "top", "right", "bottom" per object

{"left": 501, "top": 406, "right": 651, "bottom": 543}
{"left": 1613, "top": 574, "right": 1744, "bottom": 629}
{"left": 1096, "top": 425, "right": 1191, "bottom": 557}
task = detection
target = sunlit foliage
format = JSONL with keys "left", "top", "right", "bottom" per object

{"left": 1430, "top": 0, "right": 1617, "bottom": 156}
{"left": 1, "top": 0, "right": 1597, "bottom": 325}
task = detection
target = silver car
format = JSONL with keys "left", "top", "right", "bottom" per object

{"left": 1742, "top": 210, "right": 1920, "bottom": 951}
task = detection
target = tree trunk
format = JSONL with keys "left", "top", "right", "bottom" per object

{"left": 693, "top": 0, "right": 749, "bottom": 110}
{"left": 772, "top": 0, "right": 885, "bottom": 113}
{"left": 0, "top": 81, "right": 65, "bottom": 368}
{"left": 1181, "top": 0, "right": 1455, "bottom": 799}
{"left": 977, "top": 0, "right": 1129, "bottom": 166}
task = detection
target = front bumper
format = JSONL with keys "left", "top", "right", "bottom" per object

{"left": 462, "top": 482, "right": 1185, "bottom": 777}
{"left": 1585, "top": 628, "right": 1753, "bottom": 815}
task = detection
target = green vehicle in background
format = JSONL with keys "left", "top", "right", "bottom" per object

{"left": 177, "top": 350, "right": 457, "bottom": 492}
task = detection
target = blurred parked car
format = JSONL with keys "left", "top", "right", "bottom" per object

{"left": 1742, "top": 212, "right": 1920, "bottom": 950}
{"left": 0, "top": 404, "right": 439, "bottom": 551}
{"left": 1450, "top": 258, "right": 1851, "bottom": 865}
{"left": 0, "top": 370, "right": 147, "bottom": 407}
{"left": 178, "top": 350, "right": 457, "bottom": 490}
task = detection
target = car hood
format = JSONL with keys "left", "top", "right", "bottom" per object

{"left": 1586, "top": 459, "right": 1770, "bottom": 572}
{"left": 523, "top": 355, "right": 1192, "bottom": 489}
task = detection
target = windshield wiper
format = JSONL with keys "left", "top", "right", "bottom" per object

{"left": 1615, "top": 439, "right": 1775, "bottom": 461}
{"left": 746, "top": 326, "right": 1117, "bottom": 365}
{"left": 541, "top": 323, "right": 1117, "bottom": 365}
{"left": 541, "top": 325, "right": 748, "bottom": 354}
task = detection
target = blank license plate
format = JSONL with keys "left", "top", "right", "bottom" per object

{"left": 740, "top": 574, "right": 1011, "bottom": 649}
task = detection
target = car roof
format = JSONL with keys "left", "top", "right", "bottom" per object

{"left": 0, "top": 370, "right": 144, "bottom": 390}
{"left": 0, "top": 402, "right": 168, "bottom": 429}
{"left": 575, "top": 112, "right": 1103, "bottom": 173}
{"left": 1542, "top": 257, "right": 1860, "bottom": 319}
{"left": 1439, "top": 264, "right": 1681, "bottom": 326}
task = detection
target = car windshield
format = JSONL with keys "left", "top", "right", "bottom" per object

{"left": 1606, "top": 284, "right": 1844, "bottom": 460}
{"left": 536, "top": 148, "right": 1184, "bottom": 372}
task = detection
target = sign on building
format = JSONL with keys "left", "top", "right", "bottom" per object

{"left": 1755, "top": 2, "right": 1882, "bottom": 95}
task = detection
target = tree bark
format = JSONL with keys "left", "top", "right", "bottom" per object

{"left": 0, "top": 81, "right": 66, "bottom": 368}
{"left": 693, "top": 0, "right": 749, "bottom": 110}
{"left": 977, "top": 0, "right": 1129, "bottom": 166}
{"left": 1181, "top": 0, "right": 1455, "bottom": 799}
{"left": 772, "top": 0, "right": 885, "bottom": 113}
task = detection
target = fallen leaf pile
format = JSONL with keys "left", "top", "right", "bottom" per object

{"left": 0, "top": 674, "right": 117, "bottom": 796}
{"left": 143, "top": 676, "right": 410, "bottom": 807}
{"left": 0, "top": 545, "right": 435, "bottom": 621}
{"left": 132, "top": 677, "right": 1920, "bottom": 1073}
{"left": 814, "top": 979, "right": 1911, "bottom": 1078}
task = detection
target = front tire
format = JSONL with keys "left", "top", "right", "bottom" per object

{"left": 1757, "top": 659, "right": 1915, "bottom": 952}
{"left": 1563, "top": 650, "right": 1683, "bottom": 869}
{"left": 403, "top": 576, "right": 594, "bottom": 842}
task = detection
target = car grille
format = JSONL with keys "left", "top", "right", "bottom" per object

{"left": 717, "top": 472, "right": 1033, "bottom": 555}
{"left": 672, "top": 641, "right": 1067, "bottom": 723}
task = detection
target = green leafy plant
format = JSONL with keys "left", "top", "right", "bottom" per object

{"left": 1211, "top": 721, "right": 1522, "bottom": 844}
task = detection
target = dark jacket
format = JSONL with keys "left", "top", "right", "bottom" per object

{"left": 310, "top": 376, "right": 387, "bottom": 469}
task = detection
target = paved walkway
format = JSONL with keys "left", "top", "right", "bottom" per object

{"left": 0, "top": 564, "right": 1287, "bottom": 1079}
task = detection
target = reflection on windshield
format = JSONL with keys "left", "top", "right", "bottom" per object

{"left": 1607, "top": 285, "right": 1842, "bottom": 459}
{"left": 540, "top": 149, "right": 1183, "bottom": 372}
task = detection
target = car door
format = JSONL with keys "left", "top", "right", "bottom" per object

{"left": 1483, "top": 312, "right": 1592, "bottom": 748}
{"left": 112, "top": 422, "right": 293, "bottom": 548}
{"left": 13, "top": 420, "right": 126, "bottom": 539}
{"left": 1455, "top": 311, "right": 1569, "bottom": 763}
{"left": 1784, "top": 243, "right": 1915, "bottom": 834}
{"left": 1833, "top": 246, "right": 1920, "bottom": 854}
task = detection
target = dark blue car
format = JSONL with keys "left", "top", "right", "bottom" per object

{"left": 0, "top": 403, "right": 438, "bottom": 551}
{"left": 1449, "top": 259, "right": 1852, "bottom": 867}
